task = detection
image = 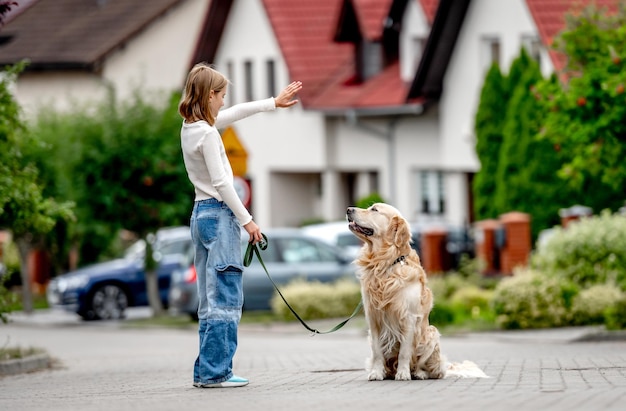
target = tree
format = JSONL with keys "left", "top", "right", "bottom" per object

{"left": 538, "top": 3, "right": 626, "bottom": 213}
{"left": 0, "top": 62, "right": 74, "bottom": 314}
{"left": 25, "top": 89, "right": 192, "bottom": 317}
{"left": 493, "top": 48, "right": 536, "bottom": 215}
{"left": 473, "top": 62, "right": 507, "bottom": 220}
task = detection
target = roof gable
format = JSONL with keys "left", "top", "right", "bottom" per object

{"left": 407, "top": 0, "right": 470, "bottom": 100}
{"left": 0, "top": 0, "right": 185, "bottom": 70}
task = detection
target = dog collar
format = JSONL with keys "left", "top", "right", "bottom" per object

{"left": 392, "top": 255, "right": 407, "bottom": 266}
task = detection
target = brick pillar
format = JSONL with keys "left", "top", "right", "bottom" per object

{"left": 474, "top": 219, "right": 500, "bottom": 275}
{"left": 421, "top": 228, "right": 447, "bottom": 274}
{"left": 558, "top": 204, "right": 592, "bottom": 228}
{"left": 499, "top": 212, "right": 531, "bottom": 275}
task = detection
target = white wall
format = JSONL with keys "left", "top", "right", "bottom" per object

{"left": 438, "top": 0, "right": 550, "bottom": 171}
{"left": 214, "top": 0, "right": 328, "bottom": 227}
{"left": 14, "top": 0, "right": 208, "bottom": 116}
{"left": 400, "top": 0, "right": 431, "bottom": 82}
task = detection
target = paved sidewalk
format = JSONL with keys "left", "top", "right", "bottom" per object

{"left": 1, "top": 310, "right": 625, "bottom": 411}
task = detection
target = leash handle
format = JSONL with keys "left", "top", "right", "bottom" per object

{"left": 244, "top": 234, "right": 362, "bottom": 335}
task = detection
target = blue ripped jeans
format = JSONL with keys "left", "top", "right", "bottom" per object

{"left": 190, "top": 198, "right": 244, "bottom": 385}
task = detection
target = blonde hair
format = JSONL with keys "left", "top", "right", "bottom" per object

{"left": 179, "top": 62, "right": 228, "bottom": 126}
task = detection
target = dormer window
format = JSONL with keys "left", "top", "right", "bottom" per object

{"left": 356, "top": 40, "right": 383, "bottom": 82}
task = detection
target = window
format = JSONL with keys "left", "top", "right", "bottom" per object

{"left": 244, "top": 60, "right": 253, "bottom": 101}
{"left": 481, "top": 37, "right": 500, "bottom": 68}
{"left": 419, "top": 170, "right": 445, "bottom": 215}
{"left": 226, "top": 61, "right": 234, "bottom": 106}
{"left": 522, "top": 35, "right": 542, "bottom": 65}
{"left": 412, "top": 36, "right": 427, "bottom": 72}
{"left": 279, "top": 238, "right": 336, "bottom": 263}
{"left": 266, "top": 59, "right": 276, "bottom": 97}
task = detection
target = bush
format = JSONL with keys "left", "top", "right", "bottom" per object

{"left": 491, "top": 268, "right": 578, "bottom": 329}
{"left": 449, "top": 286, "right": 494, "bottom": 322}
{"left": 429, "top": 301, "right": 455, "bottom": 327}
{"left": 270, "top": 278, "right": 362, "bottom": 321}
{"left": 570, "top": 284, "right": 623, "bottom": 326}
{"left": 429, "top": 273, "right": 475, "bottom": 301}
{"left": 604, "top": 295, "right": 626, "bottom": 330}
{"left": 532, "top": 211, "right": 626, "bottom": 290}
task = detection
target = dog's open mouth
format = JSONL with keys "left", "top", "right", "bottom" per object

{"left": 348, "top": 221, "right": 374, "bottom": 237}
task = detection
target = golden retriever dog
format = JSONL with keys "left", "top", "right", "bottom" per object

{"left": 347, "top": 203, "right": 488, "bottom": 381}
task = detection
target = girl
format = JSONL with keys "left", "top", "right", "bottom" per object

{"left": 179, "top": 62, "right": 302, "bottom": 388}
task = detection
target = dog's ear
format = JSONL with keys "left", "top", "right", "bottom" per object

{"left": 390, "top": 216, "right": 411, "bottom": 248}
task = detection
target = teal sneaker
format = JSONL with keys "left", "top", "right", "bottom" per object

{"left": 196, "top": 375, "right": 249, "bottom": 388}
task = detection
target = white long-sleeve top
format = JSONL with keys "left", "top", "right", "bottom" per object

{"left": 180, "top": 97, "right": 276, "bottom": 225}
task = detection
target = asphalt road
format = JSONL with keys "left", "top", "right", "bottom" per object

{"left": 1, "top": 308, "right": 625, "bottom": 411}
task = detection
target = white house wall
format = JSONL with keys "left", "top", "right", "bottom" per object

{"left": 13, "top": 0, "right": 208, "bottom": 116}
{"left": 433, "top": 0, "right": 556, "bottom": 226}
{"left": 439, "top": 0, "right": 548, "bottom": 171}
{"left": 103, "top": 0, "right": 208, "bottom": 102}
{"left": 214, "top": 0, "right": 328, "bottom": 227}
{"left": 400, "top": 0, "right": 431, "bottom": 82}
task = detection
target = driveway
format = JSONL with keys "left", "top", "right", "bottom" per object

{"left": 1, "top": 308, "right": 625, "bottom": 411}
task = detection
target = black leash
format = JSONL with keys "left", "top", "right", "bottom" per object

{"left": 243, "top": 234, "right": 362, "bottom": 335}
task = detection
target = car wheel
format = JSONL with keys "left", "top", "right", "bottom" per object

{"left": 89, "top": 284, "right": 129, "bottom": 320}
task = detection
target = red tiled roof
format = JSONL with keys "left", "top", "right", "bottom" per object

{"left": 0, "top": 0, "right": 185, "bottom": 69}
{"left": 307, "top": 61, "right": 413, "bottom": 110}
{"left": 352, "top": 0, "right": 393, "bottom": 41}
{"left": 262, "top": 0, "right": 433, "bottom": 110}
{"left": 525, "top": 0, "right": 620, "bottom": 72}
{"left": 419, "top": 0, "right": 439, "bottom": 23}
{"left": 261, "top": 0, "right": 353, "bottom": 106}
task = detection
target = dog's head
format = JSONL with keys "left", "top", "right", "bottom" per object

{"left": 346, "top": 203, "right": 412, "bottom": 253}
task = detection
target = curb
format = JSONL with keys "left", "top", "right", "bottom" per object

{"left": 0, "top": 353, "right": 51, "bottom": 376}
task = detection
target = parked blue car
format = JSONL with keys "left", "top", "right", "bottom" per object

{"left": 47, "top": 226, "right": 192, "bottom": 321}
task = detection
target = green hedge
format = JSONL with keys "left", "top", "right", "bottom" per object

{"left": 270, "top": 278, "right": 362, "bottom": 321}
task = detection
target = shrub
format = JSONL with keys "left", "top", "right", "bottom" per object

{"left": 449, "top": 286, "right": 494, "bottom": 322}
{"left": 570, "top": 284, "right": 623, "bottom": 326}
{"left": 429, "top": 273, "right": 475, "bottom": 301}
{"left": 429, "top": 301, "right": 455, "bottom": 327}
{"left": 491, "top": 267, "right": 578, "bottom": 329}
{"left": 604, "top": 295, "right": 626, "bottom": 330}
{"left": 270, "top": 278, "right": 362, "bottom": 321}
{"left": 532, "top": 211, "right": 626, "bottom": 290}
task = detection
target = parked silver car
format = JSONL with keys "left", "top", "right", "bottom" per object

{"left": 168, "top": 228, "right": 357, "bottom": 318}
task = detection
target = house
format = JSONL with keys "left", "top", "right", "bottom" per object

{"left": 1, "top": 0, "right": 614, "bottom": 229}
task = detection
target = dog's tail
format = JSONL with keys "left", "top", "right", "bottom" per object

{"left": 444, "top": 360, "right": 490, "bottom": 379}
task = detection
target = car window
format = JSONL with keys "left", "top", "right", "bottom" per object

{"left": 158, "top": 239, "right": 191, "bottom": 257}
{"left": 337, "top": 233, "right": 361, "bottom": 248}
{"left": 278, "top": 238, "right": 337, "bottom": 263}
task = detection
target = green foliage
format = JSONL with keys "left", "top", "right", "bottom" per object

{"left": 0, "top": 276, "right": 18, "bottom": 323}
{"left": 494, "top": 49, "right": 565, "bottom": 239}
{"left": 270, "top": 278, "right": 362, "bottom": 321}
{"left": 449, "top": 286, "right": 494, "bottom": 322}
{"left": 570, "top": 284, "right": 623, "bottom": 326}
{"left": 473, "top": 62, "right": 508, "bottom": 220}
{"left": 429, "top": 270, "right": 497, "bottom": 330}
{"left": 0, "top": 63, "right": 75, "bottom": 239}
{"left": 604, "top": 295, "right": 626, "bottom": 330}
{"left": 532, "top": 211, "right": 626, "bottom": 290}
{"left": 355, "top": 193, "right": 385, "bottom": 209}
{"left": 491, "top": 267, "right": 578, "bottom": 329}
{"left": 23, "top": 90, "right": 191, "bottom": 265}
{"left": 536, "top": 4, "right": 626, "bottom": 213}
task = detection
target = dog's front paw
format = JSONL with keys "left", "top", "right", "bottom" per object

{"left": 367, "top": 369, "right": 385, "bottom": 381}
{"left": 395, "top": 369, "right": 411, "bottom": 381}
{"left": 413, "top": 370, "right": 429, "bottom": 380}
